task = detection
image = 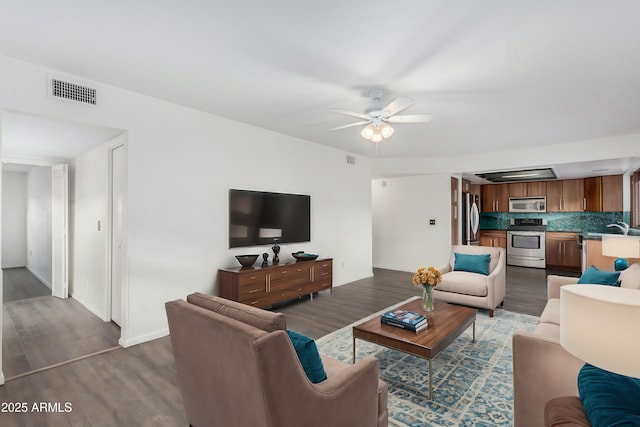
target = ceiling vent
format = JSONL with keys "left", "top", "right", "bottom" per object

{"left": 475, "top": 168, "right": 556, "bottom": 183}
{"left": 49, "top": 77, "right": 97, "bottom": 106}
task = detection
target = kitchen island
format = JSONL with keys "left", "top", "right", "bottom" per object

{"left": 583, "top": 234, "right": 640, "bottom": 271}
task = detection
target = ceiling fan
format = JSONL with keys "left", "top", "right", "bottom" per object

{"left": 330, "top": 89, "right": 434, "bottom": 144}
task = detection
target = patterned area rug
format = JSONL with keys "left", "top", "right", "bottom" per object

{"left": 315, "top": 299, "right": 539, "bottom": 427}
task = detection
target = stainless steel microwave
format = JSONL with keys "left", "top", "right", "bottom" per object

{"left": 509, "top": 197, "right": 546, "bottom": 213}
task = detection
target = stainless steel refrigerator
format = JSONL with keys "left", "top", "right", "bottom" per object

{"left": 462, "top": 192, "right": 480, "bottom": 245}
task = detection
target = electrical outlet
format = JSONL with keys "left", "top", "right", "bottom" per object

{"left": 429, "top": 219, "right": 436, "bottom": 225}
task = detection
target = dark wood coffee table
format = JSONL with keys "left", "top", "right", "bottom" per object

{"left": 352, "top": 297, "right": 476, "bottom": 399}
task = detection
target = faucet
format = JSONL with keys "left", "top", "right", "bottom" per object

{"left": 606, "top": 221, "right": 630, "bottom": 235}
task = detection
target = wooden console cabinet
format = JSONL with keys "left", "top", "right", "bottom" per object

{"left": 218, "top": 259, "right": 333, "bottom": 308}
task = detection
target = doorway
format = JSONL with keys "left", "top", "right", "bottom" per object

{"left": 1, "top": 110, "right": 127, "bottom": 380}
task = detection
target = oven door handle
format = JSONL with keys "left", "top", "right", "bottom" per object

{"left": 508, "top": 254, "right": 546, "bottom": 261}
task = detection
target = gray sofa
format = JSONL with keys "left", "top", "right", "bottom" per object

{"left": 512, "top": 263, "right": 640, "bottom": 427}
{"left": 165, "top": 293, "right": 388, "bottom": 427}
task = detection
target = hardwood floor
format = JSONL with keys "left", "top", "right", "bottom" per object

{"left": 2, "top": 268, "right": 121, "bottom": 379}
{"left": 0, "top": 265, "right": 575, "bottom": 426}
{"left": 2, "top": 268, "right": 50, "bottom": 302}
{"left": 278, "top": 265, "right": 575, "bottom": 339}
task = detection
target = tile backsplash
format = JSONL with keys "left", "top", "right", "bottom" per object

{"left": 479, "top": 211, "right": 630, "bottom": 233}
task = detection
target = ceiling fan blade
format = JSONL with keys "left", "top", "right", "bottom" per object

{"left": 330, "top": 121, "right": 371, "bottom": 131}
{"left": 381, "top": 97, "right": 415, "bottom": 117}
{"left": 330, "top": 108, "right": 371, "bottom": 121}
{"left": 387, "top": 114, "right": 434, "bottom": 123}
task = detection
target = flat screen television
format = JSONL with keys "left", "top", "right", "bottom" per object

{"left": 229, "top": 189, "right": 311, "bottom": 248}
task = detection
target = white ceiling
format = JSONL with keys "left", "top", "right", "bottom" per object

{"left": 1, "top": 1, "right": 640, "bottom": 174}
{"left": 1, "top": 111, "right": 123, "bottom": 163}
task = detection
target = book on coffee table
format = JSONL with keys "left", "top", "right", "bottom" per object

{"left": 381, "top": 309, "right": 427, "bottom": 332}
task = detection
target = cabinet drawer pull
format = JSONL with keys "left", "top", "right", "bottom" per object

{"left": 249, "top": 289, "right": 260, "bottom": 294}
{"left": 250, "top": 301, "right": 259, "bottom": 305}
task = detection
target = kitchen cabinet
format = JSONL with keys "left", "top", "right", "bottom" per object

{"left": 479, "top": 230, "right": 507, "bottom": 249}
{"left": 546, "top": 232, "right": 581, "bottom": 271}
{"left": 546, "top": 179, "right": 584, "bottom": 212}
{"left": 583, "top": 177, "right": 602, "bottom": 212}
{"left": 481, "top": 184, "right": 509, "bottom": 212}
{"left": 602, "top": 175, "right": 623, "bottom": 212}
{"left": 582, "top": 175, "right": 623, "bottom": 212}
{"left": 509, "top": 181, "right": 547, "bottom": 197}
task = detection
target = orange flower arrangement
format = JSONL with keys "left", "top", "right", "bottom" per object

{"left": 412, "top": 266, "right": 442, "bottom": 288}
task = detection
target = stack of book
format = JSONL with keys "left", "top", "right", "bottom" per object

{"left": 380, "top": 309, "right": 428, "bottom": 332}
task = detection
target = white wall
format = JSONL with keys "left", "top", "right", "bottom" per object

{"left": 372, "top": 174, "right": 452, "bottom": 272}
{"left": 26, "top": 166, "right": 52, "bottom": 288}
{"left": 1, "top": 171, "right": 27, "bottom": 268}
{"left": 0, "top": 54, "right": 374, "bottom": 347}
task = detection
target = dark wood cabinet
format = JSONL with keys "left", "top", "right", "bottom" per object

{"left": 546, "top": 232, "right": 580, "bottom": 271}
{"left": 583, "top": 177, "right": 602, "bottom": 212}
{"left": 509, "top": 182, "right": 546, "bottom": 197}
{"left": 546, "top": 179, "right": 584, "bottom": 212}
{"left": 479, "top": 230, "right": 507, "bottom": 249}
{"left": 602, "top": 175, "right": 623, "bottom": 212}
{"left": 218, "top": 259, "right": 332, "bottom": 308}
{"left": 582, "top": 175, "right": 623, "bottom": 212}
{"left": 481, "top": 184, "right": 509, "bottom": 212}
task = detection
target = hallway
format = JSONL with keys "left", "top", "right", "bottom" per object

{"left": 2, "top": 268, "right": 121, "bottom": 379}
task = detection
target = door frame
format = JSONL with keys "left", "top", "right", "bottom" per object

{"left": 105, "top": 137, "right": 128, "bottom": 344}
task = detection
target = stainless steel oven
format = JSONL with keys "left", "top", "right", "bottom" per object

{"left": 507, "top": 218, "right": 547, "bottom": 268}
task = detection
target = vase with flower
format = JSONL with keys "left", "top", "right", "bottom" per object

{"left": 413, "top": 266, "right": 442, "bottom": 312}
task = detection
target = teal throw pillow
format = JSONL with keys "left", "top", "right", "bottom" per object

{"left": 287, "top": 330, "right": 327, "bottom": 383}
{"left": 453, "top": 253, "right": 491, "bottom": 275}
{"left": 578, "top": 363, "right": 640, "bottom": 426}
{"left": 577, "top": 266, "right": 620, "bottom": 286}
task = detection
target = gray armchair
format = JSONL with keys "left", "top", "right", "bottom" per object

{"left": 434, "top": 245, "right": 506, "bottom": 317}
{"left": 165, "top": 293, "right": 388, "bottom": 427}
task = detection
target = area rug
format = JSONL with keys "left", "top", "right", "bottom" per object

{"left": 315, "top": 298, "right": 539, "bottom": 427}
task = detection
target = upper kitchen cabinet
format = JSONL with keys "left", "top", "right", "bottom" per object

{"left": 583, "top": 175, "right": 623, "bottom": 212}
{"left": 602, "top": 175, "right": 623, "bottom": 212}
{"left": 583, "top": 177, "right": 602, "bottom": 212}
{"left": 546, "top": 179, "right": 584, "bottom": 212}
{"left": 481, "top": 184, "right": 509, "bottom": 212}
{"left": 509, "top": 181, "right": 546, "bottom": 197}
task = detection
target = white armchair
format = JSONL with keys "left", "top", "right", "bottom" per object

{"left": 434, "top": 245, "right": 506, "bottom": 317}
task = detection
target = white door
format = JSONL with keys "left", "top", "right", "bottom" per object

{"left": 51, "top": 164, "right": 69, "bottom": 299}
{"left": 111, "top": 145, "right": 125, "bottom": 325}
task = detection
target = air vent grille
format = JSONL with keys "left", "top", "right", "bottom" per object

{"left": 346, "top": 155, "right": 356, "bottom": 165}
{"left": 51, "top": 78, "right": 97, "bottom": 105}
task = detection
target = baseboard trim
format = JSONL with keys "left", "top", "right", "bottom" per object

{"left": 69, "top": 293, "right": 107, "bottom": 321}
{"left": 26, "top": 265, "right": 52, "bottom": 289}
{"left": 119, "top": 328, "right": 169, "bottom": 348}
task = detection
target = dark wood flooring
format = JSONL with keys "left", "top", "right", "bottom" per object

{"left": 2, "top": 267, "right": 51, "bottom": 302}
{"left": 0, "top": 265, "right": 576, "bottom": 426}
{"left": 2, "top": 268, "right": 121, "bottom": 379}
{"left": 277, "top": 265, "right": 578, "bottom": 338}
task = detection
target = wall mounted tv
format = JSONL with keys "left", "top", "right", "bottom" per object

{"left": 229, "top": 189, "right": 311, "bottom": 248}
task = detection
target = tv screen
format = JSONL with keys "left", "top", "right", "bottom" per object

{"left": 229, "top": 189, "right": 311, "bottom": 248}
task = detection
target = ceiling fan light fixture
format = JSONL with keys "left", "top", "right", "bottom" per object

{"left": 371, "top": 132, "right": 383, "bottom": 143}
{"left": 361, "top": 123, "right": 375, "bottom": 139}
{"left": 379, "top": 123, "right": 394, "bottom": 138}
